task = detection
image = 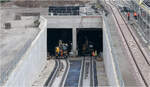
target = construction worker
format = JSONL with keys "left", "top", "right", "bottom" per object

{"left": 59, "top": 40, "right": 62, "bottom": 47}
{"left": 94, "top": 50, "right": 98, "bottom": 59}
{"left": 62, "top": 43, "right": 67, "bottom": 51}
{"left": 92, "top": 51, "right": 95, "bottom": 57}
{"left": 127, "top": 12, "right": 130, "bottom": 20}
{"left": 60, "top": 49, "right": 63, "bottom": 57}
{"left": 63, "top": 43, "right": 68, "bottom": 58}
{"left": 56, "top": 46, "right": 60, "bottom": 58}
{"left": 95, "top": 50, "right": 97, "bottom": 57}
{"left": 133, "top": 12, "right": 137, "bottom": 20}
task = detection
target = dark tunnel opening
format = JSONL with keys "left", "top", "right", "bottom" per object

{"left": 47, "top": 29, "right": 72, "bottom": 55}
{"left": 77, "top": 28, "right": 103, "bottom": 56}
{"left": 47, "top": 28, "right": 103, "bottom": 56}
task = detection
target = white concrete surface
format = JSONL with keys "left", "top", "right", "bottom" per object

{"left": 0, "top": 16, "right": 39, "bottom": 85}
{"left": 103, "top": 19, "right": 120, "bottom": 86}
{"left": 3, "top": 16, "right": 47, "bottom": 87}
{"left": 45, "top": 16, "right": 102, "bottom": 28}
{"left": 72, "top": 27, "right": 77, "bottom": 56}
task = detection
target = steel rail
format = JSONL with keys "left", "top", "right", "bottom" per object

{"left": 47, "top": 59, "right": 60, "bottom": 87}
{"left": 44, "top": 59, "right": 60, "bottom": 86}
{"left": 112, "top": 0, "right": 150, "bottom": 67}
{"left": 78, "top": 57, "right": 85, "bottom": 87}
{"left": 90, "top": 57, "right": 95, "bottom": 87}
{"left": 117, "top": 1, "right": 150, "bottom": 65}
{"left": 45, "top": 59, "right": 70, "bottom": 87}
{"left": 80, "top": 57, "right": 95, "bottom": 87}
{"left": 59, "top": 59, "right": 69, "bottom": 87}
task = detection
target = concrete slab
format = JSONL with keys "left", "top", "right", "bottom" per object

{"left": 3, "top": 16, "right": 47, "bottom": 87}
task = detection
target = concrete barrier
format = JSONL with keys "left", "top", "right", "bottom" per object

{"left": 4, "top": 16, "right": 47, "bottom": 87}
{"left": 103, "top": 19, "right": 120, "bottom": 86}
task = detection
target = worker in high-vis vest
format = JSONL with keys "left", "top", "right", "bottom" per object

{"left": 133, "top": 12, "right": 137, "bottom": 20}
{"left": 95, "top": 50, "right": 97, "bottom": 57}
{"left": 92, "top": 51, "right": 95, "bottom": 57}
{"left": 56, "top": 47, "right": 60, "bottom": 57}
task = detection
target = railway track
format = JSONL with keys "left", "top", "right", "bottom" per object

{"left": 118, "top": 0, "right": 150, "bottom": 64}
{"left": 44, "top": 57, "right": 97, "bottom": 87}
{"left": 44, "top": 59, "right": 69, "bottom": 87}
{"left": 104, "top": 0, "right": 150, "bottom": 86}
{"left": 79, "top": 57, "right": 95, "bottom": 87}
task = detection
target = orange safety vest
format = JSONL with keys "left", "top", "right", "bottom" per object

{"left": 134, "top": 12, "right": 137, "bottom": 16}
{"left": 92, "top": 51, "right": 95, "bottom": 56}
{"left": 61, "top": 50, "right": 63, "bottom": 56}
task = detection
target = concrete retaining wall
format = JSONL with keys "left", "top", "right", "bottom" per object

{"left": 103, "top": 19, "right": 120, "bottom": 86}
{"left": 4, "top": 16, "right": 47, "bottom": 87}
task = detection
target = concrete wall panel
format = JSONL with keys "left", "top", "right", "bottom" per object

{"left": 4, "top": 16, "right": 47, "bottom": 87}
{"left": 46, "top": 16, "right": 102, "bottom": 28}
{"left": 103, "top": 19, "right": 119, "bottom": 86}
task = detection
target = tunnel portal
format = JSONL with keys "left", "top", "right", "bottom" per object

{"left": 47, "top": 28, "right": 103, "bottom": 56}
